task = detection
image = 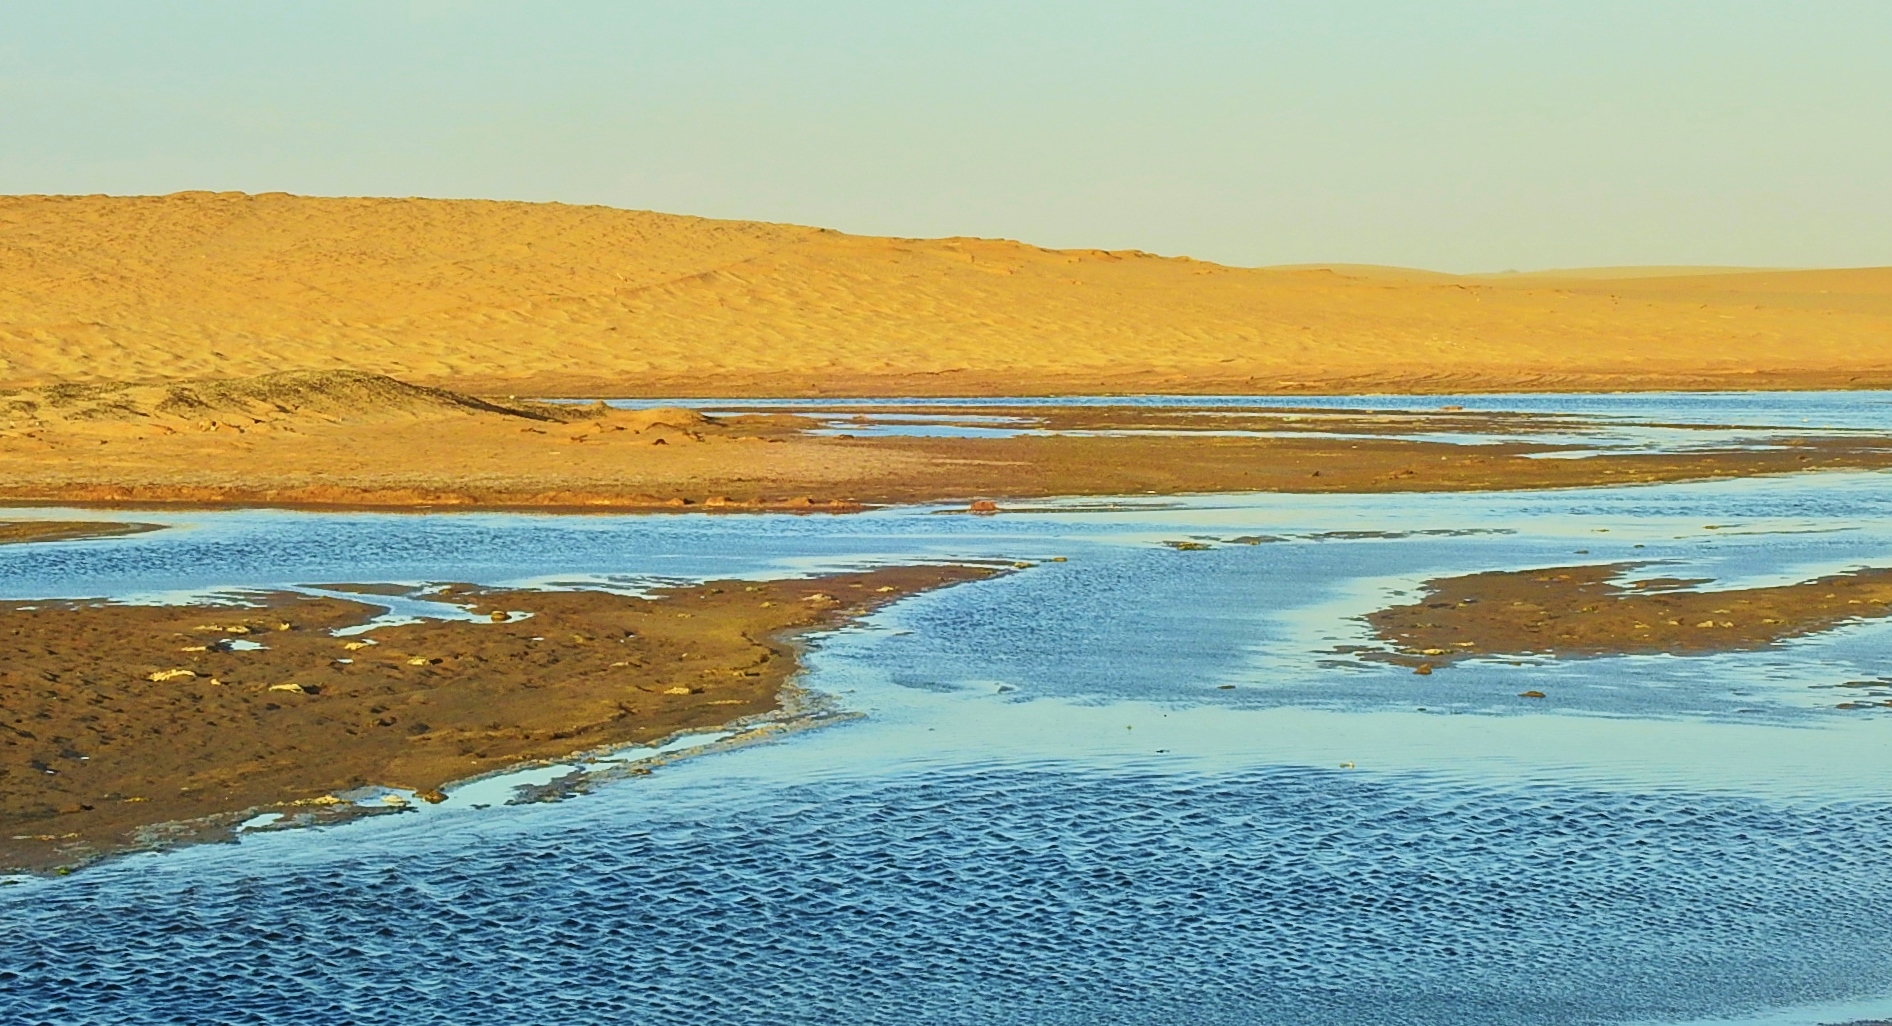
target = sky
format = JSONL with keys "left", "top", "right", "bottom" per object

{"left": 0, "top": 1, "right": 1887, "bottom": 272}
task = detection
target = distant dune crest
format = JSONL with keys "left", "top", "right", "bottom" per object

{"left": 1, "top": 192, "right": 1887, "bottom": 395}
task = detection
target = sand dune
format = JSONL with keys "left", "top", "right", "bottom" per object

{"left": 2, "top": 192, "right": 1888, "bottom": 395}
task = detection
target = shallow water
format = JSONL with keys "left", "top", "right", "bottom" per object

{"left": 588, "top": 389, "right": 1892, "bottom": 453}
{"left": 4, "top": 423, "right": 1892, "bottom": 1023}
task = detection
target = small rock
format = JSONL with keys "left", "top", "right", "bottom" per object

{"left": 1413, "top": 664, "right": 1433, "bottom": 675}
{"left": 662, "top": 686, "right": 694, "bottom": 695}
{"left": 268, "top": 682, "right": 310, "bottom": 694}
{"left": 969, "top": 500, "right": 999, "bottom": 513}
{"left": 1518, "top": 690, "right": 1547, "bottom": 699}
{"left": 489, "top": 610, "right": 509, "bottom": 622}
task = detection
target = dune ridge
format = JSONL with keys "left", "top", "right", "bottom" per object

{"left": 2, "top": 192, "right": 1889, "bottom": 395}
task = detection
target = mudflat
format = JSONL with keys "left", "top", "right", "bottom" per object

{"left": 3, "top": 192, "right": 1889, "bottom": 396}
{"left": 1369, "top": 563, "right": 1892, "bottom": 678}
{"left": 0, "top": 520, "right": 163, "bottom": 545}
{"left": 0, "top": 563, "right": 996, "bottom": 871}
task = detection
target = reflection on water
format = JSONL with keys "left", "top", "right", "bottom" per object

{"left": 3, "top": 438, "right": 1892, "bottom": 1023}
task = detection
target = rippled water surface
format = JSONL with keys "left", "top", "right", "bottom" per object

{"left": 4, "top": 397, "right": 1892, "bottom": 1025}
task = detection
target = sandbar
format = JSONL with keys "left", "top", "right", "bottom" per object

{"left": 1369, "top": 563, "right": 1892, "bottom": 680}
{"left": 0, "top": 563, "right": 996, "bottom": 872}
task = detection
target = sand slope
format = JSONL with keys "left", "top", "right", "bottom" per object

{"left": 2, "top": 192, "right": 1888, "bottom": 395}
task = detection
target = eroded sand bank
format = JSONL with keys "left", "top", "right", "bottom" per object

{"left": 0, "top": 564, "right": 996, "bottom": 872}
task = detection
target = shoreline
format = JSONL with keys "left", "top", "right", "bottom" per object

{"left": 419, "top": 371, "right": 1892, "bottom": 401}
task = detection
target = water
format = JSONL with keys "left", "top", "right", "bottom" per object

{"left": 581, "top": 389, "right": 1892, "bottom": 453}
{"left": 3, "top": 401, "right": 1892, "bottom": 1025}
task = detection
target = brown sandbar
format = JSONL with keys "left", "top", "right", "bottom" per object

{"left": 0, "top": 521, "right": 163, "bottom": 545}
{"left": 0, "top": 563, "right": 996, "bottom": 872}
{"left": 1369, "top": 563, "right": 1892, "bottom": 672}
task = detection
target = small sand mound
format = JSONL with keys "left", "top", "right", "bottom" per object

{"left": 619, "top": 406, "right": 711, "bottom": 432}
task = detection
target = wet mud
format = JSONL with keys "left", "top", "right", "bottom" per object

{"left": 0, "top": 520, "right": 163, "bottom": 545}
{"left": 0, "top": 563, "right": 996, "bottom": 871}
{"left": 1369, "top": 562, "right": 1892, "bottom": 675}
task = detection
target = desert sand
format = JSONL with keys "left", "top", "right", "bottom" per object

{"left": 0, "top": 564, "right": 996, "bottom": 871}
{"left": 3, "top": 192, "right": 1889, "bottom": 396}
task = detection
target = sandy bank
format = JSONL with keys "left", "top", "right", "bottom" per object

{"left": 3, "top": 192, "right": 1889, "bottom": 395}
{"left": 0, "top": 564, "right": 997, "bottom": 872}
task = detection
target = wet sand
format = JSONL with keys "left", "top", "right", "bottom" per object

{"left": 0, "top": 520, "right": 163, "bottom": 545}
{"left": 3, "top": 372, "right": 1889, "bottom": 511}
{"left": 1369, "top": 563, "right": 1892, "bottom": 679}
{"left": 0, "top": 563, "right": 997, "bottom": 872}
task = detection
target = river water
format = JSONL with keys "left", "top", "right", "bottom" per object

{"left": 3, "top": 398, "right": 1892, "bottom": 1026}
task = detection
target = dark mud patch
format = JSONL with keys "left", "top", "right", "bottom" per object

{"left": 0, "top": 563, "right": 997, "bottom": 872}
{"left": 1367, "top": 562, "right": 1892, "bottom": 670}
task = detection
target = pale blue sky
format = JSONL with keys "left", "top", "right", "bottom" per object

{"left": 1, "top": 1, "right": 1887, "bottom": 271}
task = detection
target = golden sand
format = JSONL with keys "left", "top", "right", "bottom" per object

{"left": 3, "top": 192, "right": 1888, "bottom": 396}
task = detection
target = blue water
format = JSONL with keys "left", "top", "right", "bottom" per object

{"left": 3, "top": 417, "right": 1892, "bottom": 1023}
